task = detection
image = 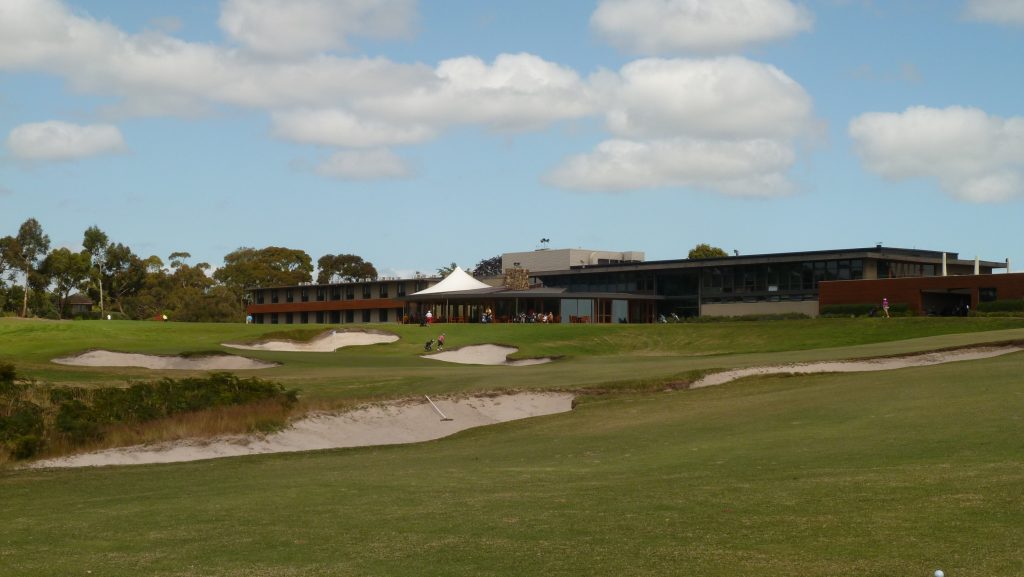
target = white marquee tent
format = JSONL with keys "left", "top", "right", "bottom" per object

{"left": 411, "top": 266, "right": 492, "bottom": 296}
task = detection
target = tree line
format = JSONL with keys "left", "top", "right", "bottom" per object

{"left": 0, "top": 218, "right": 505, "bottom": 322}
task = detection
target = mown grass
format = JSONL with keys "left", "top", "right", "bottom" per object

{"left": 2, "top": 351, "right": 1021, "bottom": 576}
{"left": 1, "top": 317, "right": 1023, "bottom": 575}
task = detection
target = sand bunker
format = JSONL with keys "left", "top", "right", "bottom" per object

{"left": 424, "top": 344, "right": 552, "bottom": 366}
{"left": 52, "top": 350, "right": 277, "bottom": 370}
{"left": 32, "top": 392, "right": 574, "bottom": 468}
{"left": 692, "top": 344, "right": 1024, "bottom": 389}
{"left": 224, "top": 330, "right": 398, "bottom": 352}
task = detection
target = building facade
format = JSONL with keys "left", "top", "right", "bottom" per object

{"left": 247, "top": 246, "right": 1013, "bottom": 324}
{"left": 246, "top": 277, "right": 438, "bottom": 325}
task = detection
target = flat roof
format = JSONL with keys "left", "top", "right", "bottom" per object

{"left": 532, "top": 246, "right": 1006, "bottom": 276}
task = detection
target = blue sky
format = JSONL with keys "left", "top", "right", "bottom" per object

{"left": 1, "top": 0, "right": 1022, "bottom": 277}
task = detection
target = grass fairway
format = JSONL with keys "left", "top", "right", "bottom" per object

{"left": 2, "top": 317, "right": 1023, "bottom": 575}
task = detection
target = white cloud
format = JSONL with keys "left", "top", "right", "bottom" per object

{"left": 219, "top": 0, "right": 417, "bottom": 56}
{"left": 964, "top": 0, "right": 1024, "bottom": 26}
{"left": 272, "top": 109, "right": 436, "bottom": 148}
{"left": 546, "top": 137, "right": 795, "bottom": 196}
{"left": 360, "top": 53, "right": 597, "bottom": 131}
{"left": 316, "top": 148, "right": 412, "bottom": 180}
{"left": 6, "top": 121, "right": 126, "bottom": 160}
{"left": 600, "top": 57, "right": 814, "bottom": 139}
{"left": 549, "top": 57, "right": 815, "bottom": 196}
{"left": 849, "top": 106, "right": 1024, "bottom": 203}
{"left": 591, "top": 0, "right": 812, "bottom": 55}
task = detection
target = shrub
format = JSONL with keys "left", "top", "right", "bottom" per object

{"left": 820, "top": 303, "right": 912, "bottom": 318}
{"left": 11, "top": 435, "right": 42, "bottom": 460}
{"left": 976, "top": 299, "right": 1024, "bottom": 313}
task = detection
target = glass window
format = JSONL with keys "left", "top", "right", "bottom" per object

{"left": 379, "top": 309, "right": 388, "bottom": 322}
{"left": 980, "top": 288, "right": 997, "bottom": 302}
{"left": 286, "top": 289, "right": 294, "bottom": 303}
{"left": 362, "top": 285, "right": 371, "bottom": 299}
{"left": 271, "top": 291, "right": 279, "bottom": 304}
{"left": 345, "top": 310, "right": 354, "bottom": 323}
{"left": 270, "top": 313, "right": 278, "bottom": 324}
{"left": 255, "top": 291, "right": 264, "bottom": 304}
{"left": 316, "top": 311, "right": 324, "bottom": 323}
{"left": 379, "top": 284, "right": 389, "bottom": 298}
{"left": 285, "top": 312, "right": 293, "bottom": 324}
{"left": 316, "top": 287, "right": 325, "bottom": 301}
{"left": 300, "top": 311, "right": 308, "bottom": 323}
{"left": 362, "top": 310, "right": 371, "bottom": 322}
{"left": 301, "top": 288, "right": 309, "bottom": 302}
{"left": 397, "top": 283, "right": 406, "bottom": 297}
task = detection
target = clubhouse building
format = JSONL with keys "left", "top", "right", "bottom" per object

{"left": 246, "top": 245, "right": 1021, "bottom": 325}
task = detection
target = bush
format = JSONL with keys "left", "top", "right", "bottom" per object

{"left": 684, "top": 313, "right": 811, "bottom": 323}
{"left": 10, "top": 435, "right": 42, "bottom": 460}
{"left": 976, "top": 299, "right": 1024, "bottom": 313}
{"left": 820, "top": 303, "right": 912, "bottom": 318}
{"left": 2, "top": 367, "right": 300, "bottom": 459}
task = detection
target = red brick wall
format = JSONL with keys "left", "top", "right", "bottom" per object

{"left": 819, "top": 273, "right": 1024, "bottom": 313}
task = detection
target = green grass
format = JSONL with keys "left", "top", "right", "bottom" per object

{"left": 1, "top": 317, "right": 1023, "bottom": 575}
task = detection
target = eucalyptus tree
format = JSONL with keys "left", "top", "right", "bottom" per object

{"left": 41, "top": 248, "right": 92, "bottom": 318}
{"left": 14, "top": 218, "right": 50, "bottom": 317}
{"left": 82, "top": 226, "right": 110, "bottom": 317}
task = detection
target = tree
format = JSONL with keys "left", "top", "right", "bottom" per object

{"left": 472, "top": 255, "right": 502, "bottom": 277}
{"left": 687, "top": 243, "right": 729, "bottom": 259}
{"left": 103, "top": 243, "right": 146, "bottom": 314}
{"left": 436, "top": 262, "right": 459, "bottom": 277}
{"left": 0, "top": 235, "right": 20, "bottom": 282}
{"left": 316, "top": 254, "right": 378, "bottom": 284}
{"left": 41, "top": 248, "right": 92, "bottom": 319}
{"left": 82, "top": 226, "right": 109, "bottom": 317}
{"left": 214, "top": 246, "right": 313, "bottom": 314}
{"left": 14, "top": 218, "right": 50, "bottom": 317}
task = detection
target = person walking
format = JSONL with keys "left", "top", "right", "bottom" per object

{"left": 425, "top": 310, "right": 433, "bottom": 324}
{"left": 437, "top": 333, "right": 446, "bottom": 351}
{"left": 882, "top": 297, "right": 890, "bottom": 318}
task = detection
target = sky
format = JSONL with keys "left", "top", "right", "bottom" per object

{"left": 1, "top": 0, "right": 1022, "bottom": 278}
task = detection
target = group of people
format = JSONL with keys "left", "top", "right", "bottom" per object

{"left": 512, "top": 311, "right": 553, "bottom": 323}
{"left": 424, "top": 333, "right": 446, "bottom": 352}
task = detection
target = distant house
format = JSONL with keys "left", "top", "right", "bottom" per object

{"left": 66, "top": 293, "right": 94, "bottom": 316}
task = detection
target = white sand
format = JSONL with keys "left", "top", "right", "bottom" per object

{"left": 31, "top": 392, "right": 574, "bottom": 468}
{"left": 52, "top": 350, "right": 277, "bottom": 370}
{"left": 224, "top": 330, "right": 398, "bottom": 352}
{"left": 424, "top": 344, "right": 552, "bottom": 366}
{"left": 691, "top": 345, "right": 1024, "bottom": 388}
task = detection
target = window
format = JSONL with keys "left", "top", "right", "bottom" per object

{"left": 271, "top": 291, "right": 279, "bottom": 304}
{"left": 316, "top": 311, "right": 324, "bottom": 323}
{"left": 285, "top": 312, "right": 293, "bottom": 324}
{"left": 346, "top": 287, "right": 354, "bottom": 300}
{"left": 330, "top": 311, "right": 341, "bottom": 323}
{"left": 300, "top": 288, "right": 308, "bottom": 302}
{"left": 286, "top": 289, "right": 294, "bottom": 303}
{"left": 379, "top": 284, "right": 389, "bottom": 298}
{"left": 980, "top": 288, "right": 998, "bottom": 302}
{"left": 316, "top": 287, "right": 325, "bottom": 301}
{"left": 379, "top": 309, "right": 388, "bottom": 322}
{"left": 270, "top": 313, "right": 278, "bottom": 324}
{"left": 331, "top": 287, "right": 341, "bottom": 300}
{"left": 345, "top": 310, "right": 354, "bottom": 323}
{"left": 362, "top": 310, "right": 371, "bottom": 322}
{"left": 300, "top": 311, "right": 308, "bottom": 324}
{"left": 255, "top": 291, "right": 264, "bottom": 304}
{"left": 397, "top": 283, "right": 406, "bottom": 297}
{"left": 362, "top": 285, "right": 372, "bottom": 299}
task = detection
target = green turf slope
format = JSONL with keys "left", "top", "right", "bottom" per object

{"left": 2, "top": 348, "right": 1022, "bottom": 576}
